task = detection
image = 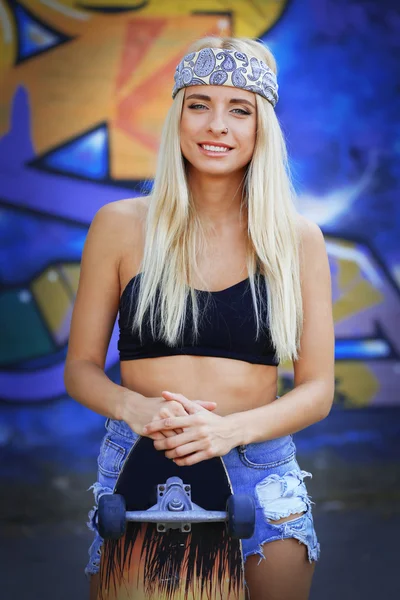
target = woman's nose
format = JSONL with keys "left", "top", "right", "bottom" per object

{"left": 207, "top": 120, "right": 228, "bottom": 135}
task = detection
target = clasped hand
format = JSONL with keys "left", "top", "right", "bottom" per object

{"left": 143, "top": 391, "right": 235, "bottom": 466}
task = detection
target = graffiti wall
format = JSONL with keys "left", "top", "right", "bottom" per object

{"left": 0, "top": 0, "right": 399, "bottom": 447}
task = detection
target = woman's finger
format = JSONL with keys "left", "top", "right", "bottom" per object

{"left": 143, "top": 415, "right": 194, "bottom": 435}
{"left": 147, "top": 431, "right": 167, "bottom": 441}
{"left": 164, "top": 440, "right": 205, "bottom": 459}
{"left": 157, "top": 406, "right": 184, "bottom": 437}
{"left": 164, "top": 393, "right": 217, "bottom": 413}
{"left": 153, "top": 430, "right": 197, "bottom": 452}
{"left": 195, "top": 400, "right": 217, "bottom": 411}
{"left": 174, "top": 451, "right": 211, "bottom": 467}
{"left": 162, "top": 391, "right": 203, "bottom": 414}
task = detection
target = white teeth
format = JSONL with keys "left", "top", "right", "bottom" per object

{"left": 201, "top": 144, "right": 230, "bottom": 152}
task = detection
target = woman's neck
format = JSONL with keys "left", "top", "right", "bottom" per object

{"left": 187, "top": 167, "right": 247, "bottom": 227}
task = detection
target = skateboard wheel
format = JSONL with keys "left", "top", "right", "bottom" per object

{"left": 98, "top": 494, "right": 126, "bottom": 540}
{"left": 226, "top": 494, "right": 256, "bottom": 539}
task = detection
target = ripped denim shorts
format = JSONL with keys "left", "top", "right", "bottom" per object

{"left": 85, "top": 417, "right": 320, "bottom": 577}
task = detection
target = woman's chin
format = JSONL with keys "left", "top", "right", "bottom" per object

{"left": 188, "top": 161, "right": 240, "bottom": 177}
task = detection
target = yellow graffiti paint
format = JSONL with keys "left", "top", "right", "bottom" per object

{"left": 337, "top": 257, "right": 360, "bottom": 289}
{"left": 333, "top": 279, "right": 383, "bottom": 323}
{"left": 31, "top": 267, "right": 72, "bottom": 344}
{"left": 61, "top": 263, "right": 81, "bottom": 295}
{"left": 334, "top": 362, "right": 379, "bottom": 408}
{"left": 0, "top": 1, "right": 288, "bottom": 180}
{"left": 0, "top": 0, "right": 16, "bottom": 79}
{"left": 0, "top": 13, "right": 235, "bottom": 177}
{"left": 17, "top": 1, "right": 287, "bottom": 38}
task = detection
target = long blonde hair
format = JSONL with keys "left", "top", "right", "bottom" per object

{"left": 130, "top": 36, "right": 302, "bottom": 363}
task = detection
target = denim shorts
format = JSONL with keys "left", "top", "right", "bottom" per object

{"left": 85, "top": 417, "right": 320, "bottom": 577}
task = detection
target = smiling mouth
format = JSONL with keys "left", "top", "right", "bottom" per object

{"left": 198, "top": 143, "right": 233, "bottom": 153}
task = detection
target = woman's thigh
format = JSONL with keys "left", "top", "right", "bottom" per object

{"left": 245, "top": 531, "right": 315, "bottom": 600}
{"left": 223, "top": 436, "right": 320, "bottom": 600}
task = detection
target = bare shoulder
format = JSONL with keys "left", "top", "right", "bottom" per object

{"left": 295, "top": 215, "right": 330, "bottom": 286}
{"left": 89, "top": 196, "right": 149, "bottom": 252}
{"left": 296, "top": 215, "right": 327, "bottom": 261}
{"left": 296, "top": 214, "right": 325, "bottom": 246}
{"left": 92, "top": 196, "right": 149, "bottom": 230}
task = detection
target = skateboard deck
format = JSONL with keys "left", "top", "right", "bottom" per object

{"left": 96, "top": 435, "right": 247, "bottom": 600}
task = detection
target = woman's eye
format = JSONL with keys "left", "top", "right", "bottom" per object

{"left": 232, "top": 108, "right": 251, "bottom": 115}
{"left": 187, "top": 104, "right": 251, "bottom": 116}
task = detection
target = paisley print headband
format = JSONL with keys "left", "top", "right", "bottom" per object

{"left": 172, "top": 47, "right": 279, "bottom": 108}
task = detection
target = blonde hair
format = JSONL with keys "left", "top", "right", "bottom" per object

{"left": 130, "top": 36, "right": 302, "bottom": 363}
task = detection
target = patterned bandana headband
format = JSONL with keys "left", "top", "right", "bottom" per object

{"left": 172, "top": 47, "right": 279, "bottom": 108}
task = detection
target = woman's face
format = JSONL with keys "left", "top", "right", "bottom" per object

{"left": 180, "top": 85, "right": 257, "bottom": 177}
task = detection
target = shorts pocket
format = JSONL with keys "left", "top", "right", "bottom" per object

{"left": 97, "top": 434, "right": 128, "bottom": 477}
{"left": 238, "top": 436, "right": 296, "bottom": 469}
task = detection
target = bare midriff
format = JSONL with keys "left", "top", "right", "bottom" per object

{"left": 120, "top": 356, "right": 278, "bottom": 417}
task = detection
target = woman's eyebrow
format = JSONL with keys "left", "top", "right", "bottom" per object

{"left": 186, "top": 93, "right": 255, "bottom": 109}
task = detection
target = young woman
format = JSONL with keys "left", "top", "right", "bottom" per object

{"left": 64, "top": 36, "right": 334, "bottom": 600}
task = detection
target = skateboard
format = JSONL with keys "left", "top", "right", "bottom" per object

{"left": 96, "top": 435, "right": 255, "bottom": 600}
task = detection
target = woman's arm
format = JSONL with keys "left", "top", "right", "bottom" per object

{"left": 64, "top": 200, "right": 141, "bottom": 421}
{"left": 230, "top": 217, "right": 335, "bottom": 445}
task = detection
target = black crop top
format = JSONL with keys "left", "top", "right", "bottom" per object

{"left": 118, "top": 272, "right": 279, "bottom": 366}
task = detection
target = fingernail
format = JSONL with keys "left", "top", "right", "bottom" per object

{"left": 142, "top": 426, "right": 148, "bottom": 433}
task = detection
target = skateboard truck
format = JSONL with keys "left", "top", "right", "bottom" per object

{"left": 98, "top": 476, "right": 255, "bottom": 540}
{"left": 155, "top": 476, "right": 225, "bottom": 533}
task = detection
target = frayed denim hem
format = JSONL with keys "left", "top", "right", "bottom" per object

{"left": 84, "top": 482, "right": 113, "bottom": 578}
{"left": 242, "top": 469, "right": 320, "bottom": 566}
{"left": 243, "top": 521, "right": 321, "bottom": 567}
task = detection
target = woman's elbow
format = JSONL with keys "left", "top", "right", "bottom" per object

{"left": 63, "top": 361, "right": 73, "bottom": 396}
{"left": 63, "top": 357, "right": 81, "bottom": 396}
{"left": 318, "top": 378, "right": 335, "bottom": 420}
